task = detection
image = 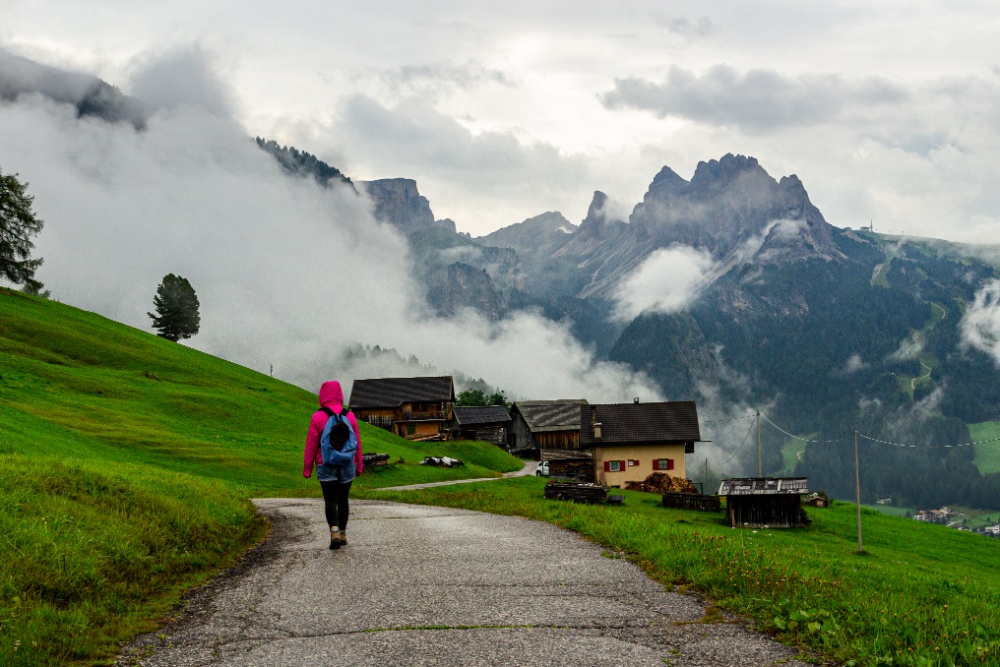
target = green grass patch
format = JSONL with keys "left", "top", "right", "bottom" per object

{"left": 0, "top": 289, "right": 521, "bottom": 665}
{"left": 779, "top": 437, "right": 808, "bottom": 475}
{"left": 969, "top": 422, "right": 1000, "bottom": 475}
{"left": 366, "top": 477, "right": 1000, "bottom": 667}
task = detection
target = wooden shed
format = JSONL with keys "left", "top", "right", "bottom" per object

{"left": 719, "top": 477, "right": 810, "bottom": 528}
{"left": 349, "top": 376, "right": 455, "bottom": 441}
{"left": 539, "top": 448, "right": 594, "bottom": 482}
{"left": 509, "top": 400, "right": 587, "bottom": 458}
{"left": 451, "top": 405, "right": 512, "bottom": 448}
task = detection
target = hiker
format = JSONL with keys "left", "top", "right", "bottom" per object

{"left": 303, "top": 380, "right": 363, "bottom": 550}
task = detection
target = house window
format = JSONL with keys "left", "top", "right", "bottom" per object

{"left": 653, "top": 458, "right": 674, "bottom": 471}
{"left": 604, "top": 460, "right": 625, "bottom": 472}
{"left": 627, "top": 459, "right": 639, "bottom": 467}
{"left": 407, "top": 424, "right": 416, "bottom": 435}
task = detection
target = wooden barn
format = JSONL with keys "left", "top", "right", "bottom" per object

{"left": 509, "top": 400, "right": 588, "bottom": 458}
{"left": 349, "top": 376, "right": 455, "bottom": 441}
{"left": 719, "top": 477, "right": 810, "bottom": 528}
{"left": 579, "top": 400, "right": 701, "bottom": 487}
{"left": 450, "top": 405, "right": 512, "bottom": 448}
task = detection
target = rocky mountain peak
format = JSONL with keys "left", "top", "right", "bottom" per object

{"left": 689, "top": 153, "right": 764, "bottom": 190}
{"left": 362, "top": 178, "right": 435, "bottom": 229}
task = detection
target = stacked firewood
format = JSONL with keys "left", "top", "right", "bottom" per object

{"left": 362, "top": 453, "right": 390, "bottom": 466}
{"left": 624, "top": 472, "right": 697, "bottom": 494}
{"left": 544, "top": 480, "right": 609, "bottom": 504}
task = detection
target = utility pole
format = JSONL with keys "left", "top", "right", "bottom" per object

{"left": 756, "top": 409, "right": 762, "bottom": 476}
{"left": 855, "top": 429, "right": 863, "bottom": 553}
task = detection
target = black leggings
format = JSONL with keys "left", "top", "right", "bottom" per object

{"left": 319, "top": 479, "right": 353, "bottom": 530}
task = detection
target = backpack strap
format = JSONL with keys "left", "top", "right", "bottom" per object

{"left": 320, "top": 406, "right": 351, "bottom": 418}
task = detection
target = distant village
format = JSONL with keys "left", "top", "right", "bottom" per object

{"left": 910, "top": 506, "right": 1000, "bottom": 539}
{"left": 348, "top": 374, "right": 1000, "bottom": 538}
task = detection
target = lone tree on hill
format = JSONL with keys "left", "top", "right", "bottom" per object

{"left": 0, "top": 167, "right": 46, "bottom": 292}
{"left": 148, "top": 274, "right": 201, "bottom": 342}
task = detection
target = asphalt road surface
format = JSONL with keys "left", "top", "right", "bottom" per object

{"left": 116, "top": 499, "right": 813, "bottom": 667}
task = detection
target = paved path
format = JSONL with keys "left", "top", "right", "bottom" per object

{"left": 116, "top": 499, "right": 811, "bottom": 667}
{"left": 382, "top": 459, "right": 537, "bottom": 491}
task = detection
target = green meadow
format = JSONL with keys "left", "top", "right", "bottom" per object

{"left": 0, "top": 289, "right": 520, "bottom": 666}
{"left": 5, "top": 287, "right": 1000, "bottom": 667}
{"left": 370, "top": 479, "right": 1000, "bottom": 667}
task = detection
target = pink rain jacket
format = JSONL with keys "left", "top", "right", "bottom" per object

{"left": 303, "top": 380, "right": 364, "bottom": 477}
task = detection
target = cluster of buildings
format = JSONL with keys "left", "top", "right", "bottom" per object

{"left": 347, "top": 375, "right": 702, "bottom": 487}
{"left": 912, "top": 507, "right": 1000, "bottom": 538}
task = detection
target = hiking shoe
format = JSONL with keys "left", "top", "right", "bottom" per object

{"left": 329, "top": 529, "right": 341, "bottom": 550}
{"left": 339, "top": 530, "right": 347, "bottom": 546}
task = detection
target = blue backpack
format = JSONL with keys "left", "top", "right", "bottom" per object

{"left": 319, "top": 407, "right": 357, "bottom": 466}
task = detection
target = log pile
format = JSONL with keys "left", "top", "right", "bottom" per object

{"left": 363, "top": 453, "right": 390, "bottom": 466}
{"left": 624, "top": 472, "right": 698, "bottom": 494}
{"left": 544, "top": 480, "right": 608, "bottom": 504}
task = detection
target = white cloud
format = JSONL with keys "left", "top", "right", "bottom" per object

{"left": 960, "top": 279, "right": 1000, "bottom": 367}
{"left": 601, "top": 64, "right": 907, "bottom": 131}
{"left": 0, "top": 47, "right": 659, "bottom": 404}
{"left": 612, "top": 244, "right": 717, "bottom": 320}
{"left": 841, "top": 354, "right": 868, "bottom": 375}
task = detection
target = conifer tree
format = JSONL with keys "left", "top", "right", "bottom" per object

{"left": 0, "top": 167, "right": 46, "bottom": 292}
{"left": 148, "top": 274, "right": 201, "bottom": 342}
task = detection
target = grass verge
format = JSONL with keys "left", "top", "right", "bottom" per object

{"left": 366, "top": 477, "right": 1000, "bottom": 667}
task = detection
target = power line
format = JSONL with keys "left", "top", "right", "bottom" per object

{"left": 721, "top": 417, "right": 757, "bottom": 468}
{"left": 759, "top": 411, "right": 1000, "bottom": 450}
{"left": 858, "top": 434, "right": 1000, "bottom": 450}
{"left": 759, "top": 413, "right": 851, "bottom": 443}
{"left": 700, "top": 413, "right": 756, "bottom": 425}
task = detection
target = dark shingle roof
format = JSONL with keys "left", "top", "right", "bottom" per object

{"left": 718, "top": 477, "right": 809, "bottom": 496}
{"left": 512, "top": 400, "right": 588, "bottom": 433}
{"left": 453, "top": 406, "right": 511, "bottom": 426}
{"left": 579, "top": 401, "right": 701, "bottom": 447}
{"left": 349, "top": 376, "right": 455, "bottom": 409}
{"left": 539, "top": 448, "right": 593, "bottom": 461}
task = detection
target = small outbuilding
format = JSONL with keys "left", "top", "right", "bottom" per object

{"left": 539, "top": 448, "right": 594, "bottom": 482}
{"left": 718, "top": 477, "right": 810, "bottom": 528}
{"left": 451, "top": 405, "right": 512, "bottom": 448}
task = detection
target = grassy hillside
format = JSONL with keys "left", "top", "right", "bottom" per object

{"left": 970, "top": 422, "right": 1000, "bottom": 475}
{"left": 373, "top": 478, "right": 1000, "bottom": 667}
{"left": 0, "top": 288, "right": 521, "bottom": 666}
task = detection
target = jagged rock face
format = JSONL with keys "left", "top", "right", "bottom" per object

{"left": 478, "top": 211, "right": 577, "bottom": 255}
{"left": 630, "top": 153, "right": 842, "bottom": 265}
{"left": 362, "top": 179, "right": 435, "bottom": 229}
{"left": 425, "top": 262, "right": 529, "bottom": 319}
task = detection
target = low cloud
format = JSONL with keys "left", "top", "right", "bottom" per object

{"left": 0, "top": 48, "right": 659, "bottom": 404}
{"left": 601, "top": 64, "right": 908, "bottom": 132}
{"left": 840, "top": 353, "right": 869, "bottom": 375}
{"left": 612, "top": 244, "right": 717, "bottom": 321}
{"left": 960, "top": 279, "right": 1000, "bottom": 367}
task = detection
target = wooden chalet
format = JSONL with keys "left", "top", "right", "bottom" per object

{"left": 450, "top": 405, "right": 512, "bottom": 448}
{"left": 579, "top": 400, "right": 701, "bottom": 487}
{"left": 718, "top": 477, "right": 810, "bottom": 528}
{"left": 510, "top": 400, "right": 588, "bottom": 457}
{"left": 349, "top": 376, "right": 455, "bottom": 441}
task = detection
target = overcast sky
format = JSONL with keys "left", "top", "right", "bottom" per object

{"left": 4, "top": 0, "right": 1000, "bottom": 241}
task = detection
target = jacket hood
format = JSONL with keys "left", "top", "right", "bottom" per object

{"left": 319, "top": 380, "right": 344, "bottom": 408}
